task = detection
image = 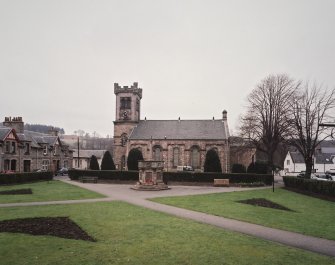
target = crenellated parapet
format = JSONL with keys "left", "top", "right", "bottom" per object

{"left": 114, "top": 82, "right": 142, "bottom": 98}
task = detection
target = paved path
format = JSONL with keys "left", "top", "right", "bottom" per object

{"left": 1, "top": 179, "right": 335, "bottom": 258}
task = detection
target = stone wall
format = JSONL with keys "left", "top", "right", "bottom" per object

{"left": 125, "top": 139, "right": 230, "bottom": 172}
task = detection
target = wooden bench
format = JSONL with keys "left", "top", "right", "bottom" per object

{"left": 214, "top": 179, "right": 229, "bottom": 187}
{"left": 79, "top": 176, "right": 98, "bottom": 183}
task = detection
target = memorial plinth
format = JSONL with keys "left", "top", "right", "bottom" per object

{"left": 132, "top": 160, "right": 169, "bottom": 191}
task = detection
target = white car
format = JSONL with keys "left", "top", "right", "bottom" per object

{"left": 311, "top": 174, "right": 331, "bottom": 181}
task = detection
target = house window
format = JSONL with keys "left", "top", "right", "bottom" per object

{"left": 11, "top": 142, "right": 16, "bottom": 154}
{"left": 173, "top": 147, "right": 179, "bottom": 167}
{"left": 25, "top": 143, "right": 30, "bottom": 155}
{"left": 64, "top": 160, "right": 68, "bottom": 168}
{"left": 53, "top": 145, "right": 58, "bottom": 156}
{"left": 5, "top": 141, "right": 10, "bottom": 153}
{"left": 191, "top": 147, "right": 200, "bottom": 169}
{"left": 4, "top": 159, "right": 10, "bottom": 171}
{"left": 286, "top": 160, "right": 290, "bottom": 166}
{"left": 153, "top": 146, "right": 162, "bottom": 161}
{"left": 43, "top": 146, "right": 48, "bottom": 155}
{"left": 120, "top": 97, "right": 131, "bottom": 109}
{"left": 42, "top": 160, "right": 49, "bottom": 171}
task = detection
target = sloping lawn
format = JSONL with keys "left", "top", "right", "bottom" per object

{"left": 0, "top": 181, "right": 105, "bottom": 203}
{"left": 0, "top": 202, "right": 334, "bottom": 265}
{"left": 151, "top": 188, "right": 335, "bottom": 240}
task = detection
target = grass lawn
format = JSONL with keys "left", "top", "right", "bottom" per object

{"left": 0, "top": 180, "right": 105, "bottom": 203}
{"left": 0, "top": 202, "right": 334, "bottom": 265}
{"left": 151, "top": 188, "right": 335, "bottom": 241}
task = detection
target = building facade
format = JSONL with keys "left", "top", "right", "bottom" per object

{"left": 0, "top": 117, "right": 73, "bottom": 173}
{"left": 72, "top": 149, "right": 107, "bottom": 169}
{"left": 283, "top": 144, "right": 335, "bottom": 175}
{"left": 113, "top": 82, "right": 230, "bottom": 172}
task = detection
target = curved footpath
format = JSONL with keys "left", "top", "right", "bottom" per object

{"left": 1, "top": 179, "right": 335, "bottom": 258}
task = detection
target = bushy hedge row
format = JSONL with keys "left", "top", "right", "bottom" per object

{"left": 68, "top": 169, "right": 138, "bottom": 181}
{"left": 283, "top": 176, "right": 335, "bottom": 196}
{"left": 0, "top": 172, "right": 53, "bottom": 185}
{"left": 163, "top": 172, "right": 273, "bottom": 185}
{"left": 68, "top": 169, "right": 273, "bottom": 185}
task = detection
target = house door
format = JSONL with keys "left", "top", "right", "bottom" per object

{"left": 24, "top": 160, "right": 31, "bottom": 172}
{"left": 10, "top": 160, "right": 16, "bottom": 171}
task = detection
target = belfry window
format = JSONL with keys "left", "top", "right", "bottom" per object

{"left": 121, "top": 97, "right": 131, "bottom": 109}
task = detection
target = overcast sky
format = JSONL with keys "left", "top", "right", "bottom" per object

{"left": 1, "top": 0, "right": 334, "bottom": 137}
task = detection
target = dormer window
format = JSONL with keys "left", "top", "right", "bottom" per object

{"left": 43, "top": 145, "right": 48, "bottom": 155}
{"left": 11, "top": 142, "right": 16, "bottom": 154}
{"left": 24, "top": 143, "right": 30, "bottom": 155}
{"left": 53, "top": 145, "right": 57, "bottom": 156}
{"left": 5, "top": 141, "right": 10, "bottom": 153}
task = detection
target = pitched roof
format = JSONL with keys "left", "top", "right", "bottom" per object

{"left": 72, "top": 149, "right": 106, "bottom": 159}
{"left": 129, "top": 120, "right": 229, "bottom": 140}
{"left": 0, "top": 127, "right": 11, "bottom": 141}
{"left": 289, "top": 151, "right": 335, "bottom": 164}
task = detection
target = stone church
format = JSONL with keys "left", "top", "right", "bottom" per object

{"left": 113, "top": 82, "right": 231, "bottom": 172}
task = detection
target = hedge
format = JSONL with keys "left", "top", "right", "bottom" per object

{"left": 68, "top": 169, "right": 139, "bottom": 181}
{"left": 0, "top": 172, "right": 53, "bottom": 185}
{"left": 283, "top": 176, "right": 335, "bottom": 196}
{"left": 163, "top": 172, "right": 273, "bottom": 185}
{"left": 68, "top": 169, "right": 273, "bottom": 185}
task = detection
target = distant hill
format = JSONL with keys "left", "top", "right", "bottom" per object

{"left": 24, "top": 123, "right": 65, "bottom": 134}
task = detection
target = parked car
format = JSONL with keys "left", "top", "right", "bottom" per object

{"left": 311, "top": 174, "right": 331, "bottom": 181}
{"left": 297, "top": 171, "right": 306, "bottom": 178}
{"left": 176, "top": 166, "right": 194, "bottom": 172}
{"left": 56, "top": 167, "right": 68, "bottom": 176}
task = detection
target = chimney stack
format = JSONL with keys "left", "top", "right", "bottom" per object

{"left": 3, "top": 116, "right": 24, "bottom": 133}
{"left": 222, "top": 110, "right": 227, "bottom": 121}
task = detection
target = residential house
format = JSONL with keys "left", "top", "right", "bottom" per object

{"left": 0, "top": 117, "right": 73, "bottom": 173}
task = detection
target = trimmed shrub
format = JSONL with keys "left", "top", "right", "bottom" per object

{"left": 247, "top": 162, "right": 268, "bottom": 174}
{"left": 283, "top": 176, "right": 335, "bottom": 197}
{"left": 204, "top": 149, "right": 222, "bottom": 173}
{"left": 89, "top": 155, "right": 100, "bottom": 170}
{"left": 231, "top": 163, "right": 246, "bottom": 173}
{"left": 101, "top": 151, "right": 116, "bottom": 170}
{"left": 127, "top": 149, "right": 144, "bottom": 170}
{"left": 163, "top": 172, "right": 272, "bottom": 185}
{"left": 68, "top": 169, "right": 138, "bottom": 181}
{"left": 0, "top": 172, "right": 53, "bottom": 185}
{"left": 68, "top": 169, "right": 272, "bottom": 186}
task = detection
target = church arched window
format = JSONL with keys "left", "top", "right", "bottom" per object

{"left": 153, "top": 146, "right": 162, "bottom": 161}
{"left": 191, "top": 146, "right": 200, "bottom": 169}
{"left": 173, "top": 147, "right": 179, "bottom": 167}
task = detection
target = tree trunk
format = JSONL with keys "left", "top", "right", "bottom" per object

{"left": 305, "top": 157, "right": 313, "bottom": 178}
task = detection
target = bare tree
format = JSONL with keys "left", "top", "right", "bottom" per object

{"left": 289, "top": 83, "right": 335, "bottom": 177}
{"left": 240, "top": 74, "right": 299, "bottom": 173}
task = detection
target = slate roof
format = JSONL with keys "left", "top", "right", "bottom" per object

{"left": 0, "top": 127, "right": 11, "bottom": 141}
{"left": 129, "top": 120, "right": 229, "bottom": 140}
{"left": 290, "top": 151, "right": 335, "bottom": 164}
{"left": 0, "top": 124, "right": 63, "bottom": 149}
{"left": 72, "top": 150, "right": 106, "bottom": 159}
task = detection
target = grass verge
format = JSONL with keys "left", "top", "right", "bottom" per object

{"left": 151, "top": 188, "right": 335, "bottom": 240}
{"left": 0, "top": 180, "right": 105, "bottom": 203}
{"left": 0, "top": 201, "right": 334, "bottom": 265}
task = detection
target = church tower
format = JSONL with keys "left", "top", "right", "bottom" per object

{"left": 113, "top": 82, "right": 142, "bottom": 169}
